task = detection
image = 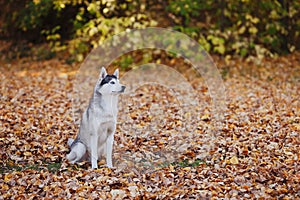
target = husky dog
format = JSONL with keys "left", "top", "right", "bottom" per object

{"left": 67, "top": 67, "right": 125, "bottom": 168}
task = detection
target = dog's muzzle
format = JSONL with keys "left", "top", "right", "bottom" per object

{"left": 112, "top": 85, "right": 126, "bottom": 94}
{"left": 120, "top": 85, "right": 126, "bottom": 93}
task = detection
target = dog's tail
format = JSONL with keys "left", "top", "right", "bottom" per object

{"left": 66, "top": 151, "right": 77, "bottom": 162}
{"left": 66, "top": 141, "right": 86, "bottom": 164}
{"left": 67, "top": 138, "right": 74, "bottom": 147}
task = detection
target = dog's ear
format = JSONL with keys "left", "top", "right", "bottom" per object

{"left": 113, "top": 68, "right": 119, "bottom": 79}
{"left": 100, "top": 67, "right": 107, "bottom": 79}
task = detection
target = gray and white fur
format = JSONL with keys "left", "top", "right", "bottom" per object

{"left": 66, "top": 67, "right": 125, "bottom": 168}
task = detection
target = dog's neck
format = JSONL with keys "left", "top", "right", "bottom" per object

{"left": 91, "top": 92, "right": 119, "bottom": 116}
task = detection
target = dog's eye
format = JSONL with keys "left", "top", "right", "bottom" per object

{"left": 110, "top": 81, "right": 115, "bottom": 84}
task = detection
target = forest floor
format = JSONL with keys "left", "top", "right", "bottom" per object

{"left": 0, "top": 47, "right": 299, "bottom": 199}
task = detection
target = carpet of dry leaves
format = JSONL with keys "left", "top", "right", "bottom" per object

{"left": 0, "top": 51, "right": 299, "bottom": 199}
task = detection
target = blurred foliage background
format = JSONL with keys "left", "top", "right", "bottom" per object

{"left": 0, "top": 0, "right": 299, "bottom": 61}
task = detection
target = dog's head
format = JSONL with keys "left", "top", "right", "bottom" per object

{"left": 96, "top": 67, "right": 126, "bottom": 95}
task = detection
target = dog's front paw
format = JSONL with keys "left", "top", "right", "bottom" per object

{"left": 107, "top": 165, "right": 116, "bottom": 170}
{"left": 91, "top": 161, "right": 98, "bottom": 169}
{"left": 107, "top": 162, "right": 113, "bottom": 168}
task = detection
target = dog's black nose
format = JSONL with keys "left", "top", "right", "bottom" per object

{"left": 121, "top": 86, "right": 126, "bottom": 92}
